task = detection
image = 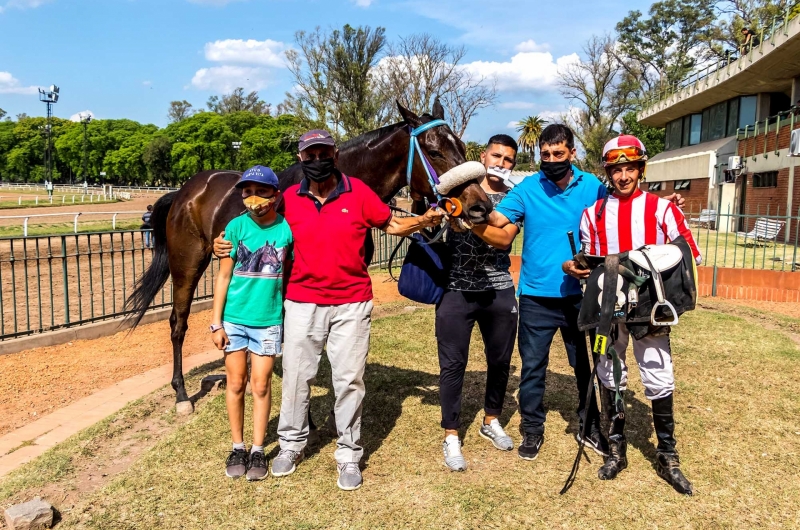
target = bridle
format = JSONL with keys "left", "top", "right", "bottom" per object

{"left": 405, "top": 119, "right": 465, "bottom": 219}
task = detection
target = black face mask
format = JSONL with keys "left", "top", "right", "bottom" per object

{"left": 540, "top": 159, "right": 572, "bottom": 183}
{"left": 301, "top": 157, "right": 335, "bottom": 183}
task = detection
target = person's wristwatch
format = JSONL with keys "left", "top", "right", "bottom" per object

{"left": 209, "top": 323, "right": 223, "bottom": 333}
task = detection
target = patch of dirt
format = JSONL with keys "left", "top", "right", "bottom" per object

{"left": 0, "top": 195, "right": 160, "bottom": 228}
{"left": 698, "top": 297, "right": 800, "bottom": 346}
{"left": 0, "top": 371, "right": 224, "bottom": 522}
{"left": 699, "top": 296, "right": 800, "bottom": 320}
{"left": 0, "top": 274, "right": 403, "bottom": 437}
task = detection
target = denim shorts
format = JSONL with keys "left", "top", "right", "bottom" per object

{"left": 222, "top": 322, "right": 283, "bottom": 357}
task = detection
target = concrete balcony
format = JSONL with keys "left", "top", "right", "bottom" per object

{"left": 638, "top": 13, "right": 800, "bottom": 127}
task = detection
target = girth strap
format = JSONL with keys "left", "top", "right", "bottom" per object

{"left": 594, "top": 254, "right": 625, "bottom": 420}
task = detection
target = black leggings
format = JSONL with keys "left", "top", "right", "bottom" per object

{"left": 435, "top": 287, "right": 518, "bottom": 430}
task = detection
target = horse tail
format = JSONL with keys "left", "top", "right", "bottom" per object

{"left": 124, "top": 191, "right": 177, "bottom": 329}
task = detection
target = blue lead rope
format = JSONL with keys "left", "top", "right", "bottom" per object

{"left": 407, "top": 119, "right": 447, "bottom": 202}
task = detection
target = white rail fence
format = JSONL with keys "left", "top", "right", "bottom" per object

{"left": 0, "top": 211, "right": 145, "bottom": 237}
{"left": 0, "top": 183, "right": 177, "bottom": 195}
{"left": 0, "top": 193, "right": 121, "bottom": 205}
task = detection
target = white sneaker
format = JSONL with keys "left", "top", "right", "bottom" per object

{"left": 479, "top": 418, "right": 514, "bottom": 451}
{"left": 442, "top": 435, "right": 467, "bottom": 472}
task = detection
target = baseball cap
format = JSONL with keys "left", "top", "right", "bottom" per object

{"left": 236, "top": 165, "right": 279, "bottom": 189}
{"left": 298, "top": 129, "right": 335, "bottom": 151}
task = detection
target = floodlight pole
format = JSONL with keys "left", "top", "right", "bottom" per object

{"left": 38, "top": 85, "right": 59, "bottom": 185}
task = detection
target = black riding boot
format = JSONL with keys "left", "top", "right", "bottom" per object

{"left": 598, "top": 387, "right": 627, "bottom": 480}
{"left": 652, "top": 394, "right": 693, "bottom": 495}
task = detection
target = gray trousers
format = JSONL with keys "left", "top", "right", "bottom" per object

{"left": 278, "top": 299, "right": 372, "bottom": 463}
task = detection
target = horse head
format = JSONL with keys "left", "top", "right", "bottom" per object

{"left": 397, "top": 100, "right": 493, "bottom": 225}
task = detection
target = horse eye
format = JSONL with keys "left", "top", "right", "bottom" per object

{"left": 428, "top": 150, "right": 444, "bottom": 159}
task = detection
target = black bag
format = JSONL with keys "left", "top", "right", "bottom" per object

{"left": 390, "top": 232, "right": 451, "bottom": 305}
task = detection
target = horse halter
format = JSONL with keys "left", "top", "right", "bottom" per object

{"left": 406, "top": 119, "right": 448, "bottom": 203}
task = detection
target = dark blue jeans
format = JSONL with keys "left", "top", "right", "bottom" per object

{"left": 517, "top": 295, "right": 599, "bottom": 435}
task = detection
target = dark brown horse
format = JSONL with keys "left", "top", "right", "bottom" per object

{"left": 125, "top": 101, "right": 492, "bottom": 413}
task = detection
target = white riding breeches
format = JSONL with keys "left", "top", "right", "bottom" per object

{"left": 596, "top": 325, "right": 675, "bottom": 400}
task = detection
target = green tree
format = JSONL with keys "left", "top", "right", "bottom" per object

{"left": 616, "top": 0, "right": 718, "bottom": 93}
{"left": 143, "top": 135, "right": 174, "bottom": 185}
{"left": 464, "top": 141, "right": 484, "bottom": 162}
{"left": 0, "top": 108, "right": 6, "bottom": 120}
{"left": 168, "top": 100, "right": 195, "bottom": 123}
{"left": 285, "top": 24, "right": 387, "bottom": 140}
{"left": 620, "top": 111, "right": 665, "bottom": 157}
{"left": 207, "top": 88, "right": 271, "bottom": 115}
{"left": 516, "top": 116, "right": 548, "bottom": 169}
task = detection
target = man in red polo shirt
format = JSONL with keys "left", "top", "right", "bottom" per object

{"left": 214, "top": 129, "right": 443, "bottom": 490}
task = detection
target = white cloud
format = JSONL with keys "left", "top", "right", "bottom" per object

{"left": 0, "top": 0, "right": 51, "bottom": 13}
{"left": 515, "top": 40, "right": 549, "bottom": 53}
{"left": 353, "top": 0, "right": 373, "bottom": 5}
{"left": 0, "top": 71, "right": 39, "bottom": 94}
{"left": 498, "top": 101, "right": 537, "bottom": 110}
{"left": 464, "top": 51, "right": 579, "bottom": 92}
{"left": 142, "top": 80, "right": 152, "bottom": 86}
{"left": 507, "top": 121, "right": 519, "bottom": 129}
{"left": 204, "top": 38, "right": 286, "bottom": 67}
{"left": 69, "top": 110, "right": 95, "bottom": 122}
{"left": 190, "top": 65, "right": 272, "bottom": 93}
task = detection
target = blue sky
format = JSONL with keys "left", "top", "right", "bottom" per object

{"left": 0, "top": 0, "right": 654, "bottom": 142}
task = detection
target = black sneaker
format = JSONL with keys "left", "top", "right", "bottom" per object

{"left": 225, "top": 448, "right": 249, "bottom": 478}
{"left": 518, "top": 432, "right": 544, "bottom": 461}
{"left": 246, "top": 451, "right": 268, "bottom": 481}
{"left": 576, "top": 423, "right": 609, "bottom": 457}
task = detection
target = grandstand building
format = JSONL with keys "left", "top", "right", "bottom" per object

{"left": 637, "top": 9, "right": 800, "bottom": 239}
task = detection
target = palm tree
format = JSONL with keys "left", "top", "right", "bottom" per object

{"left": 517, "top": 116, "right": 548, "bottom": 170}
{"left": 465, "top": 141, "right": 485, "bottom": 162}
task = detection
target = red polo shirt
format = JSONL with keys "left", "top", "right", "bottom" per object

{"left": 283, "top": 173, "right": 392, "bottom": 304}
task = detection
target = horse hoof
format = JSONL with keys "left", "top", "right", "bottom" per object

{"left": 175, "top": 401, "right": 194, "bottom": 415}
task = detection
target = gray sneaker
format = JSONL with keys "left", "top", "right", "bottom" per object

{"left": 271, "top": 449, "right": 303, "bottom": 477}
{"left": 442, "top": 435, "right": 467, "bottom": 471}
{"left": 336, "top": 462, "right": 362, "bottom": 491}
{"left": 246, "top": 451, "right": 268, "bottom": 481}
{"left": 479, "top": 419, "right": 514, "bottom": 451}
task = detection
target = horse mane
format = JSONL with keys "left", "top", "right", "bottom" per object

{"left": 339, "top": 114, "right": 436, "bottom": 152}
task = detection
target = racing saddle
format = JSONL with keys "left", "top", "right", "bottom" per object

{"left": 577, "top": 236, "right": 698, "bottom": 340}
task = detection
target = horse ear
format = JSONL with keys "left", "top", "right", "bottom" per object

{"left": 432, "top": 98, "right": 445, "bottom": 120}
{"left": 396, "top": 100, "right": 421, "bottom": 128}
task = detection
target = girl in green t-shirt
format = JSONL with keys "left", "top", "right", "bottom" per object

{"left": 210, "top": 166, "right": 292, "bottom": 481}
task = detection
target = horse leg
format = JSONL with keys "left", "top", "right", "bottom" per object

{"left": 170, "top": 257, "right": 211, "bottom": 415}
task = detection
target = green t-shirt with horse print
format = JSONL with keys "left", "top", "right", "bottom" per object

{"left": 222, "top": 213, "right": 292, "bottom": 328}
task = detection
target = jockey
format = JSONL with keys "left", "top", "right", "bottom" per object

{"left": 578, "top": 134, "right": 699, "bottom": 495}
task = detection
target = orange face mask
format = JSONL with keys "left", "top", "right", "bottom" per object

{"left": 243, "top": 195, "right": 276, "bottom": 213}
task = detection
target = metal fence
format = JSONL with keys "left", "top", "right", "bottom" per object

{"left": 0, "top": 230, "right": 219, "bottom": 342}
{"left": 685, "top": 205, "right": 800, "bottom": 272}
{"left": 500, "top": 206, "right": 800, "bottom": 272}
{"left": 0, "top": 226, "right": 408, "bottom": 342}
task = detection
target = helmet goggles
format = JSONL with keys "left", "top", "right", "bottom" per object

{"left": 602, "top": 146, "right": 647, "bottom": 166}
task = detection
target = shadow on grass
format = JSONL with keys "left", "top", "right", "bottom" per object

{"left": 544, "top": 369, "right": 658, "bottom": 465}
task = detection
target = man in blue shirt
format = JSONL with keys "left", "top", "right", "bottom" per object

{"left": 470, "top": 124, "right": 608, "bottom": 461}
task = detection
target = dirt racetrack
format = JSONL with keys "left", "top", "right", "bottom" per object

{"left": 0, "top": 272, "right": 406, "bottom": 437}
{"left": 0, "top": 195, "right": 160, "bottom": 229}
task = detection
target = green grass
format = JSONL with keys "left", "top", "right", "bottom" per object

{"left": 3, "top": 306, "right": 794, "bottom": 529}
{"left": 693, "top": 227, "right": 800, "bottom": 270}
{"left": 0, "top": 219, "right": 142, "bottom": 238}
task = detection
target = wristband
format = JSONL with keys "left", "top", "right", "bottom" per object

{"left": 209, "top": 324, "right": 223, "bottom": 333}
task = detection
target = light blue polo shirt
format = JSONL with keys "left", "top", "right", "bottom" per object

{"left": 495, "top": 166, "right": 607, "bottom": 298}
